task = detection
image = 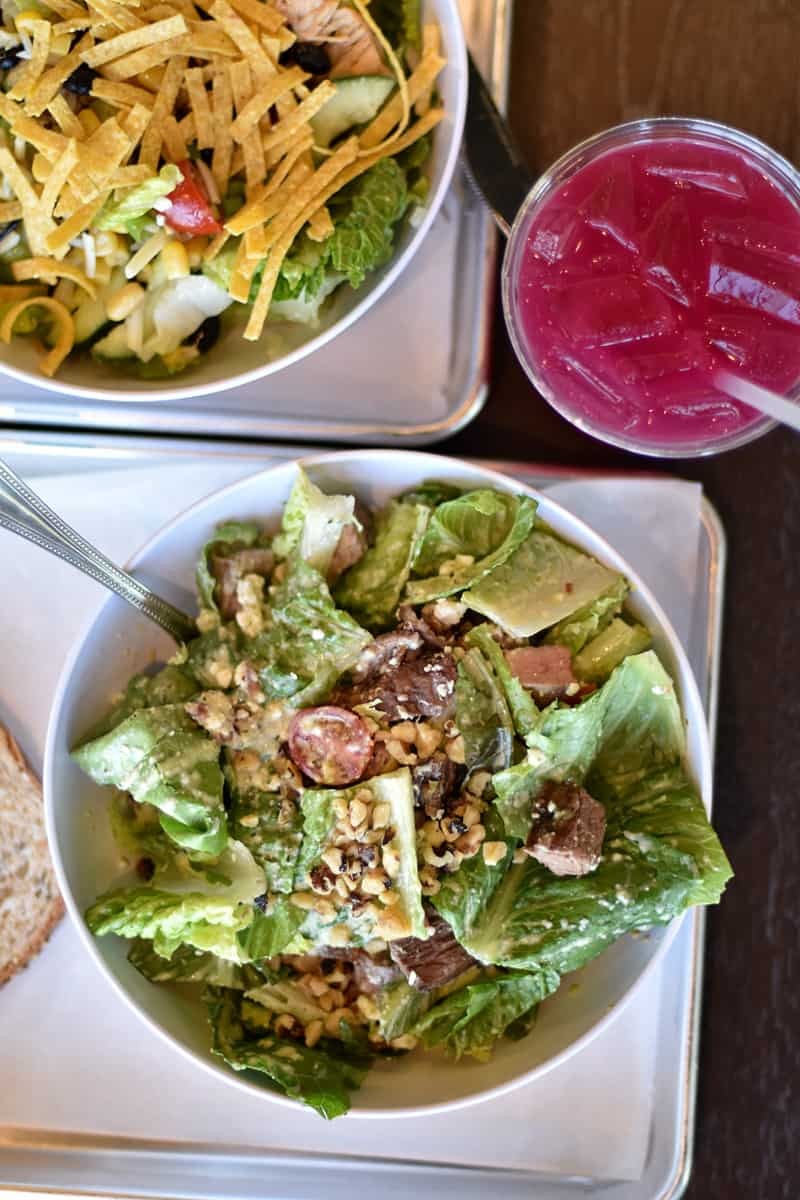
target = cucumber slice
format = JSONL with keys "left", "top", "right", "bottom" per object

{"left": 311, "top": 75, "right": 395, "bottom": 148}
{"left": 74, "top": 268, "right": 125, "bottom": 344}
{"left": 92, "top": 323, "right": 134, "bottom": 360}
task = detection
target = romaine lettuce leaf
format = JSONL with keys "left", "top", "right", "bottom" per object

{"left": 463, "top": 529, "right": 622, "bottom": 638}
{"left": 249, "top": 555, "right": 372, "bottom": 705}
{"left": 85, "top": 887, "right": 252, "bottom": 960}
{"left": 227, "top": 769, "right": 303, "bottom": 896}
{"left": 432, "top": 808, "right": 514, "bottom": 943}
{"left": 110, "top": 794, "right": 175, "bottom": 870}
{"left": 405, "top": 496, "right": 538, "bottom": 605}
{"left": 294, "top": 768, "right": 427, "bottom": 943}
{"left": 455, "top": 647, "right": 514, "bottom": 773}
{"left": 491, "top": 652, "right": 688, "bottom": 841}
{"left": 411, "top": 489, "right": 520, "bottom": 576}
{"left": 206, "top": 987, "right": 370, "bottom": 1118}
{"left": 411, "top": 971, "right": 559, "bottom": 1061}
{"left": 272, "top": 468, "right": 358, "bottom": 577}
{"left": 73, "top": 704, "right": 228, "bottom": 855}
{"left": 326, "top": 158, "right": 408, "bottom": 289}
{"left": 460, "top": 829, "right": 703, "bottom": 975}
{"left": 375, "top": 978, "right": 432, "bottom": 1041}
{"left": 544, "top": 577, "right": 629, "bottom": 653}
{"left": 184, "top": 624, "right": 243, "bottom": 690}
{"left": 465, "top": 625, "right": 539, "bottom": 740}
{"left": 128, "top": 939, "right": 263, "bottom": 987}
{"left": 236, "top": 897, "right": 307, "bottom": 959}
{"left": 245, "top": 978, "right": 327, "bottom": 1026}
{"left": 196, "top": 520, "right": 266, "bottom": 612}
{"left": 399, "top": 480, "right": 463, "bottom": 508}
{"left": 85, "top": 664, "right": 198, "bottom": 740}
{"left": 93, "top": 164, "right": 181, "bottom": 233}
{"left": 573, "top": 618, "right": 652, "bottom": 683}
{"left": 369, "top": 0, "right": 421, "bottom": 48}
{"left": 335, "top": 500, "right": 429, "bottom": 630}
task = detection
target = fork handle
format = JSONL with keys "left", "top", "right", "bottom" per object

{"left": 0, "top": 458, "right": 196, "bottom": 645}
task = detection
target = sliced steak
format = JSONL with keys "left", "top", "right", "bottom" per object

{"left": 327, "top": 522, "right": 367, "bottom": 585}
{"left": 389, "top": 907, "right": 477, "bottom": 991}
{"left": 396, "top": 605, "right": 446, "bottom": 649}
{"left": 524, "top": 780, "right": 606, "bottom": 877}
{"left": 339, "top": 621, "right": 457, "bottom": 722}
{"left": 411, "top": 751, "right": 462, "bottom": 819}
{"left": 211, "top": 547, "right": 274, "bottom": 619}
{"left": 505, "top": 644, "right": 576, "bottom": 704}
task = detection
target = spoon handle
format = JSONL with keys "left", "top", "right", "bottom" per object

{"left": 0, "top": 458, "right": 196, "bottom": 644}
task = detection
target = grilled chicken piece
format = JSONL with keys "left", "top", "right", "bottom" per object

{"left": 274, "top": 0, "right": 391, "bottom": 78}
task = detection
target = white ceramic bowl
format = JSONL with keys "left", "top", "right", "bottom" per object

{"left": 44, "top": 450, "right": 711, "bottom": 1117}
{"left": 0, "top": 3, "right": 467, "bottom": 403}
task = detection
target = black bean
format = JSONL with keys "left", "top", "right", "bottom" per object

{"left": 63, "top": 62, "right": 97, "bottom": 96}
{"left": 136, "top": 857, "right": 155, "bottom": 881}
{"left": 253, "top": 893, "right": 269, "bottom": 913}
{"left": 0, "top": 219, "right": 20, "bottom": 242}
{"left": 279, "top": 41, "right": 331, "bottom": 75}
{"left": 190, "top": 314, "right": 221, "bottom": 354}
{"left": 0, "top": 45, "right": 22, "bottom": 71}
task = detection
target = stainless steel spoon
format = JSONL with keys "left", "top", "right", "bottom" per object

{"left": 0, "top": 456, "right": 196, "bottom": 644}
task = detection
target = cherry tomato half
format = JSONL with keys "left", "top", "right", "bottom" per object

{"left": 164, "top": 160, "right": 223, "bottom": 236}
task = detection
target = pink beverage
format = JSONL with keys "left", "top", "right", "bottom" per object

{"left": 503, "top": 119, "right": 800, "bottom": 455}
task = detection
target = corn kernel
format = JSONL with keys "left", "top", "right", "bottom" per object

{"left": 184, "top": 236, "right": 208, "bottom": 269}
{"left": 106, "top": 281, "right": 145, "bottom": 322}
{"left": 159, "top": 239, "right": 190, "bottom": 281}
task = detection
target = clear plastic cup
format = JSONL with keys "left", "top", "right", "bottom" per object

{"left": 502, "top": 117, "right": 800, "bottom": 457}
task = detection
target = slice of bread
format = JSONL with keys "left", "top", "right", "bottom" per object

{"left": 0, "top": 725, "right": 64, "bottom": 985}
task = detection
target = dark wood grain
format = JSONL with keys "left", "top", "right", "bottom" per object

{"left": 442, "top": 3, "right": 800, "bottom": 1196}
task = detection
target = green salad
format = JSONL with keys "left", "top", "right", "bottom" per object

{"left": 73, "top": 470, "right": 732, "bottom": 1118}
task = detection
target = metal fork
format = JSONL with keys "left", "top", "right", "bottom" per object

{"left": 0, "top": 457, "right": 197, "bottom": 644}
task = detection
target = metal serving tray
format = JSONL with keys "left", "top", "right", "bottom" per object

{"left": 0, "top": 432, "right": 725, "bottom": 1200}
{"left": 0, "top": 0, "right": 510, "bottom": 446}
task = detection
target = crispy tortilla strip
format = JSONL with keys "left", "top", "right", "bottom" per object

{"left": 101, "top": 36, "right": 185, "bottom": 81}
{"left": 89, "top": 0, "right": 144, "bottom": 30}
{"left": 46, "top": 95, "right": 86, "bottom": 140}
{"left": 229, "top": 0, "right": 281, "bottom": 31}
{"left": 0, "top": 201, "right": 23, "bottom": 222}
{"left": 0, "top": 148, "right": 55, "bottom": 255}
{"left": 259, "top": 133, "right": 356, "bottom": 253}
{"left": 306, "top": 204, "right": 333, "bottom": 242}
{"left": 229, "top": 65, "right": 307, "bottom": 143}
{"left": 46, "top": 196, "right": 107, "bottom": 253}
{"left": 113, "top": 164, "right": 153, "bottom": 187}
{"left": 91, "top": 78, "right": 155, "bottom": 109}
{"left": 224, "top": 158, "right": 310, "bottom": 234}
{"left": 8, "top": 20, "right": 52, "bottom": 101}
{"left": 178, "top": 111, "right": 196, "bottom": 140}
{"left": 26, "top": 33, "right": 94, "bottom": 118}
{"left": 229, "top": 59, "right": 266, "bottom": 187}
{"left": 203, "top": 229, "right": 230, "bottom": 261}
{"left": 40, "top": 140, "right": 80, "bottom": 217}
{"left": 12, "top": 256, "right": 96, "bottom": 298}
{"left": 244, "top": 114, "right": 441, "bottom": 341}
{"left": 119, "top": 102, "right": 152, "bottom": 151}
{"left": 40, "top": 0, "right": 85, "bottom": 16}
{"left": 185, "top": 66, "right": 214, "bottom": 148}
{"left": 259, "top": 80, "right": 333, "bottom": 154}
{"left": 83, "top": 15, "right": 187, "bottom": 67}
{"left": 211, "top": 64, "right": 234, "bottom": 192}
{"left": 9, "top": 116, "right": 68, "bottom": 163}
{"left": 209, "top": 0, "right": 268, "bottom": 61}
{"left": 227, "top": 233, "right": 259, "bottom": 301}
{"left": 178, "top": 23, "right": 239, "bottom": 57}
{"left": 138, "top": 57, "right": 186, "bottom": 169}
{"left": 162, "top": 115, "right": 188, "bottom": 161}
{"left": 360, "top": 52, "right": 444, "bottom": 150}
{"left": 0, "top": 284, "right": 45, "bottom": 302}
{"left": 243, "top": 223, "right": 267, "bottom": 260}
{"left": 0, "top": 296, "right": 74, "bottom": 378}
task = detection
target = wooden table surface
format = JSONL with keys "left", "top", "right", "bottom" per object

{"left": 445, "top": 3, "right": 800, "bottom": 1197}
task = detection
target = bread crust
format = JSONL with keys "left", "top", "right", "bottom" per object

{"left": 0, "top": 725, "right": 65, "bottom": 986}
